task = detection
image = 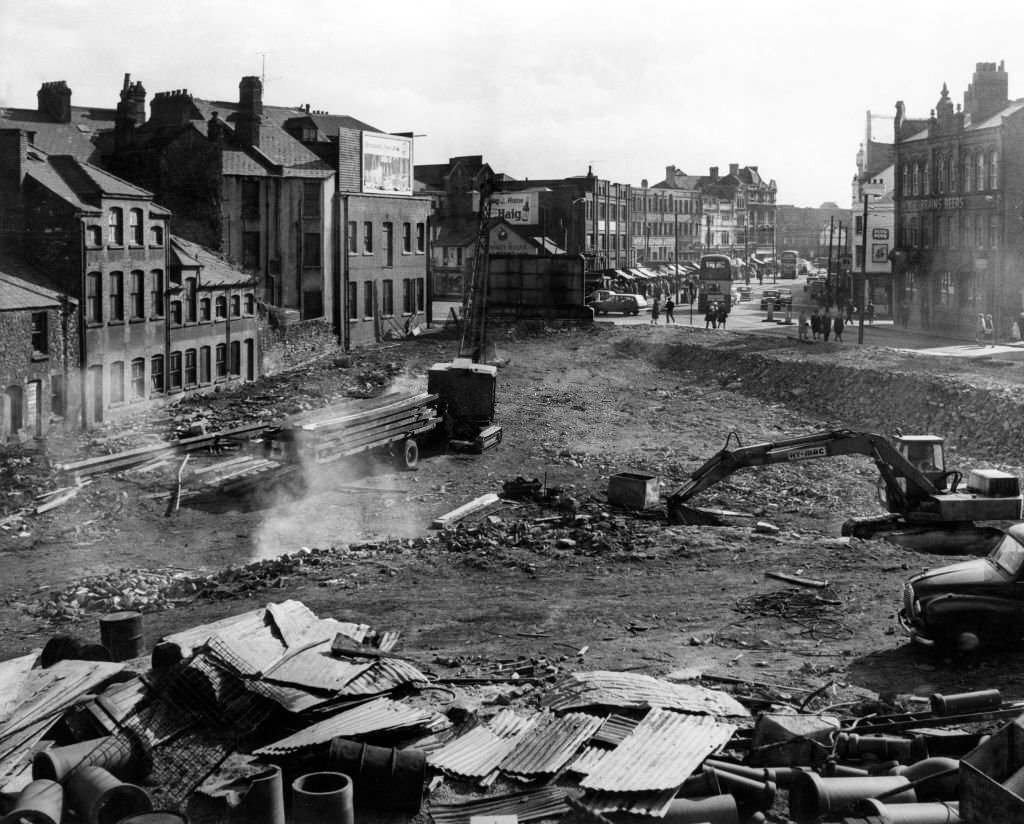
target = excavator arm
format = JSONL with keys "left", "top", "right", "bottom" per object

{"left": 666, "top": 429, "right": 943, "bottom": 525}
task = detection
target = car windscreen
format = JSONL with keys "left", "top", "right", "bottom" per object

{"left": 990, "top": 533, "right": 1024, "bottom": 575}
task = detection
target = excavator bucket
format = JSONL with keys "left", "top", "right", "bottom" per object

{"left": 667, "top": 503, "right": 725, "bottom": 526}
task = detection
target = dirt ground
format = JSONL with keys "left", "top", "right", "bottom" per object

{"left": 3, "top": 323, "right": 1024, "bottom": 710}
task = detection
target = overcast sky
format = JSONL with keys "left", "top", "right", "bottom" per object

{"left": 3, "top": 0, "right": 1023, "bottom": 208}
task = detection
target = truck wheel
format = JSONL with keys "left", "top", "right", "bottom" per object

{"left": 396, "top": 438, "right": 419, "bottom": 470}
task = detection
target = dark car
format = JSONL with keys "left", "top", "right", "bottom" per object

{"left": 899, "top": 523, "right": 1024, "bottom": 650}
{"left": 590, "top": 293, "right": 648, "bottom": 316}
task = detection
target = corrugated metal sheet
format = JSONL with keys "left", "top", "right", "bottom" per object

{"left": 579, "top": 709, "right": 735, "bottom": 793}
{"left": 253, "top": 696, "right": 439, "bottom": 756}
{"left": 428, "top": 709, "right": 535, "bottom": 778}
{"left": 591, "top": 713, "right": 640, "bottom": 747}
{"left": 541, "top": 671, "right": 748, "bottom": 717}
{"left": 500, "top": 711, "right": 603, "bottom": 778}
{"left": 430, "top": 786, "right": 572, "bottom": 824}
{"left": 578, "top": 787, "right": 677, "bottom": 817}
{"left": 568, "top": 744, "right": 614, "bottom": 775}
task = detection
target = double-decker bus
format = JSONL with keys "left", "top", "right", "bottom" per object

{"left": 697, "top": 254, "right": 733, "bottom": 313}
{"left": 779, "top": 249, "right": 799, "bottom": 279}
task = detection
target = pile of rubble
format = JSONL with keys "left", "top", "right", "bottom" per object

{"left": 0, "top": 598, "right": 1019, "bottom": 824}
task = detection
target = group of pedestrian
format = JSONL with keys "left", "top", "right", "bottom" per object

{"left": 649, "top": 296, "right": 676, "bottom": 324}
{"left": 798, "top": 308, "right": 845, "bottom": 342}
{"left": 703, "top": 302, "right": 728, "bottom": 329}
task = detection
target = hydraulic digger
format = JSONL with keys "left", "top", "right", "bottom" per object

{"left": 667, "top": 429, "right": 1022, "bottom": 546}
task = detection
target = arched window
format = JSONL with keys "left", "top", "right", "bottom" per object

{"left": 989, "top": 150, "right": 999, "bottom": 189}
{"left": 924, "top": 159, "right": 932, "bottom": 195}
{"left": 946, "top": 153, "right": 956, "bottom": 193}
{"left": 108, "top": 207, "right": 124, "bottom": 245}
{"left": 901, "top": 164, "right": 909, "bottom": 196}
{"left": 963, "top": 153, "right": 973, "bottom": 192}
{"left": 912, "top": 162, "right": 920, "bottom": 195}
{"left": 910, "top": 216, "right": 920, "bottom": 245}
{"left": 977, "top": 152, "right": 986, "bottom": 192}
{"left": 990, "top": 214, "right": 1000, "bottom": 248}
{"left": 933, "top": 158, "right": 942, "bottom": 194}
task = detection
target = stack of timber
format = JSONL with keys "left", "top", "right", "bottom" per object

{"left": 281, "top": 392, "right": 441, "bottom": 465}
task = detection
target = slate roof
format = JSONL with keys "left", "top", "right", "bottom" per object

{"left": 0, "top": 253, "right": 74, "bottom": 310}
{"left": 23, "top": 149, "right": 165, "bottom": 214}
{"left": 0, "top": 105, "right": 117, "bottom": 164}
{"left": 170, "top": 235, "right": 254, "bottom": 287}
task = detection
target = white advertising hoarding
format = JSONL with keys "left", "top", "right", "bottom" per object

{"left": 491, "top": 192, "right": 537, "bottom": 224}
{"left": 362, "top": 132, "right": 413, "bottom": 195}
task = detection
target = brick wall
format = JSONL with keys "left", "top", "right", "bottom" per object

{"left": 258, "top": 312, "right": 338, "bottom": 375}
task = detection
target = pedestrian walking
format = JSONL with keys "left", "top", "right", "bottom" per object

{"left": 650, "top": 297, "right": 660, "bottom": 324}
{"left": 664, "top": 297, "right": 675, "bottom": 324}
{"left": 717, "top": 302, "right": 728, "bottom": 329}
{"left": 810, "top": 311, "right": 821, "bottom": 341}
{"left": 797, "top": 309, "right": 808, "bottom": 341}
{"left": 845, "top": 300, "right": 854, "bottom": 323}
{"left": 867, "top": 301, "right": 876, "bottom": 325}
{"left": 821, "top": 310, "right": 832, "bottom": 342}
{"left": 833, "top": 313, "right": 844, "bottom": 342}
{"left": 704, "top": 303, "right": 716, "bottom": 329}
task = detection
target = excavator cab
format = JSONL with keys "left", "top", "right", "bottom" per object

{"left": 894, "top": 435, "right": 948, "bottom": 491}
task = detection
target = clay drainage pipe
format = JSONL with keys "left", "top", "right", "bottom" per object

{"left": 291, "top": 771, "right": 354, "bottom": 824}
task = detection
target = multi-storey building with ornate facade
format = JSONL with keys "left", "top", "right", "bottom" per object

{"left": 633, "top": 166, "right": 703, "bottom": 266}
{"left": 892, "top": 61, "right": 1024, "bottom": 337}
{"left": 695, "top": 164, "right": 777, "bottom": 260}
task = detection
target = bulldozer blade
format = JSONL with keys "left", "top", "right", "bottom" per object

{"left": 668, "top": 504, "right": 725, "bottom": 526}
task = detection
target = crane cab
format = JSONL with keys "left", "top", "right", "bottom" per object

{"left": 895, "top": 434, "right": 947, "bottom": 490}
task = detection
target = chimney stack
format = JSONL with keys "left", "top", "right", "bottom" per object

{"left": 114, "top": 74, "right": 147, "bottom": 150}
{"left": 729, "top": 163, "right": 739, "bottom": 176}
{"left": 38, "top": 81, "right": 72, "bottom": 123}
{"left": 236, "top": 76, "right": 264, "bottom": 147}
{"left": 709, "top": 166, "right": 719, "bottom": 179}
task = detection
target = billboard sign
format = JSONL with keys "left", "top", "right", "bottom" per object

{"left": 491, "top": 192, "right": 537, "bottom": 224}
{"left": 361, "top": 133, "right": 412, "bottom": 195}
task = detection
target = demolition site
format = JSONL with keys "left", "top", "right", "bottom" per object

{"left": 6, "top": 323, "right": 1024, "bottom": 824}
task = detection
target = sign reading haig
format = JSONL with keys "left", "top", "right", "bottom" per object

{"left": 491, "top": 193, "right": 537, "bottom": 224}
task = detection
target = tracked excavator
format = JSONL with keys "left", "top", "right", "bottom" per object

{"left": 666, "top": 429, "right": 1022, "bottom": 548}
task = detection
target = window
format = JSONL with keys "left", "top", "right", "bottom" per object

{"left": 87, "top": 226, "right": 102, "bottom": 247}
{"left": 302, "top": 180, "right": 321, "bottom": 217}
{"left": 129, "top": 209, "right": 143, "bottom": 245}
{"left": 384, "top": 222, "right": 393, "bottom": 267}
{"left": 86, "top": 272, "right": 102, "bottom": 323}
{"left": 347, "top": 281, "right": 358, "bottom": 320}
{"left": 130, "top": 271, "right": 144, "bottom": 318}
{"left": 415, "top": 278, "right": 424, "bottom": 312}
{"left": 303, "top": 233, "right": 321, "bottom": 266}
{"left": 170, "top": 300, "right": 182, "bottom": 325}
{"left": 975, "top": 213, "right": 984, "bottom": 248}
{"left": 977, "top": 152, "right": 986, "bottom": 191}
{"left": 108, "top": 207, "right": 124, "bottom": 245}
{"left": 382, "top": 279, "right": 394, "bottom": 315}
{"left": 180, "top": 277, "right": 194, "bottom": 323}
{"left": 151, "top": 355, "right": 164, "bottom": 392}
{"left": 244, "top": 294, "right": 255, "bottom": 314}
{"left": 241, "top": 179, "right": 260, "bottom": 219}
{"left": 947, "top": 153, "right": 956, "bottom": 193}
{"left": 901, "top": 164, "right": 909, "bottom": 196}
{"left": 229, "top": 341, "right": 241, "bottom": 376}
{"left": 989, "top": 150, "right": 999, "bottom": 189}
{"left": 31, "top": 312, "right": 48, "bottom": 355}
{"left": 415, "top": 223, "right": 424, "bottom": 253}
{"left": 199, "top": 346, "right": 211, "bottom": 383}
{"left": 402, "top": 222, "right": 412, "bottom": 253}
{"left": 363, "top": 221, "right": 373, "bottom": 253}
{"left": 990, "top": 214, "right": 1000, "bottom": 249}
{"left": 131, "top": 358, "right": 145, "bottom": 399}
{"left": 215, "top": 296, "right": 227, "bottom": 319}
{"left": 934, "top": 158, "right": 943, "bottom": 194}
{"left": 169, "top": 352, "right": 182, "bottom": 391}
{"left": 242, "top": 231, "right": 260, "bottom": 269}
{"left": 110, "top": 361, "right": 124, "bottom": 404}
{"left": 200, "top": 297, "right": 211, "bottom": 321}
{"left": 151, "top": 270, "right": 164, "bottom": 317}
{"left": 231, "top": 295, "right": 241, "bottom": 316}
{"left": 911, "top": 162, "right": 920, "bottom": 195}
{"left": 109, "top": 272, "right": 124, "bottom": 321}
{"left": 455, "top": 247, "right": 464, "bottom": 266}
{"left": 245, "top": 339, "right": 255, "bottom": 381}
{"left": 185, "top": 349, "right": 197, "bottom": 387}
{"left": 149, "top": 224, "right": 164, "bottom": 246}
{"left": 924, "top": 160, "right": 932, "bottom": 195}
{"left": 947, "top": 215, "right": 956, "bottom": 249}
{"left": 215, "top": 344, "right": 226, "bottom": 378}
{"left": 363, "top": 280, "right": 374, "bottom": 317}
{"left": 402, "top": 278, "right": 413, "bottom": 314}
{"left": 347, "top": 221, "right": 357, "bottom": 255}
{"left": 963, "top": 153, "right": 974, "bottom": 192}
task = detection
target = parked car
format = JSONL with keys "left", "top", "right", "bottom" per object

{"left": 585, "top": 290, "right": 615, "bottom": 305}
{"left": 899, "top": 523, "right": 1024, "bottom": 650}
{"left": 777, "top": 288, "right": 793, "bottom": 305}
{"left": 760, "top": 288, "right": 793, "bottom": 310}
{"left": 590, "top": 293, "right": 648, "bottom": 316}
{"left": 737, "top": 286, "right": 752, "bottom": 302}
